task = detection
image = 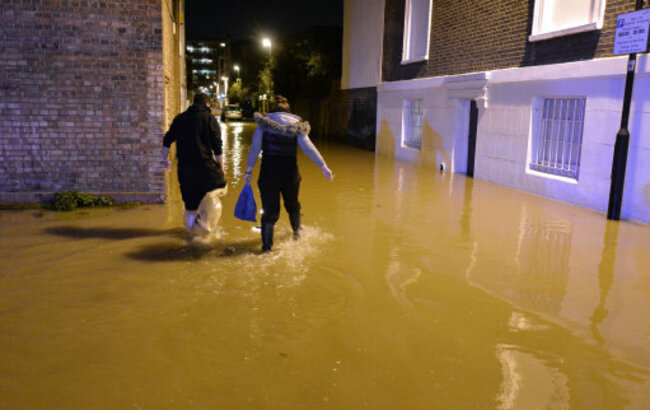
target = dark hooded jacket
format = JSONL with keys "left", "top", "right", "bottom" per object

{"left": 163, "top": 103, "right": 226, "bottom": 208}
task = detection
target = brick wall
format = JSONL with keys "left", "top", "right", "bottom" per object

{"left": 382, "top": 0, "right": 637, "bottom": 82}
{"left": 0, "top": 0, "right": 172, "bottom": 204}
{"left": 163, "top": 0, "right": 181, "bottom": 132}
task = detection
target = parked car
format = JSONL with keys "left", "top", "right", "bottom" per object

{"left": 221, "top": 105, "right": 243, "bottom": 122}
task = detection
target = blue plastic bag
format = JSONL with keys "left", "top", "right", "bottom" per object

{"left": 234, "top": 181, "right": 257, "bottom": 222}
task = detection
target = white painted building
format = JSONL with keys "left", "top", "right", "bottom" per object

{"left": 343, "top": 0, "right": 650, "bottom": 224}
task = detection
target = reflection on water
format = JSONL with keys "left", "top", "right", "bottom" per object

{"left": 1, "top": 122, "right": 650, "bottom": 408}
{"left": 590, "top": 222, "right": 617, "bottom": 344}
{"left": 496, "top": 342, "right": 570, "bottom": 410}
{"left": 385, "top": 249, "right": 422, "bottom": 308}
{"left": 222, "top": 121, "right": 246, "bottom": 184}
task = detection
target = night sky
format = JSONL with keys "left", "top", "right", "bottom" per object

{"left": 186, "top": 0, "right": 344, "bottom": 40}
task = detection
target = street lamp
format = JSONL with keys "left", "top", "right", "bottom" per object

{"left": 221, "top": 76, "right": 229, "bottom": 105}
{"left": 233, "top": 64, "right": 240, "bottom": 79}
{"left": 262, "top": 37, "right": 272, "bottom": 58}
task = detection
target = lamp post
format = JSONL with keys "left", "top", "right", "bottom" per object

{"left": 233, "top": 64, "right": 240, "bottom": 79}
{"left": 221, "top": 76, "right": 229, "bottom": 105}
{"left": 607, "top": 0, "right": 647, "bottom": 220}
{"left": 261, "top": 38, "right": 273, "bottom": 112}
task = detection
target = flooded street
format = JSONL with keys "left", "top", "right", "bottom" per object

{"left": 1, "top": 121, "right": 650, "bottom": 409}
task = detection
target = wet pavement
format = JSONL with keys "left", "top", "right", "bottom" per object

{"left": 1, "top": 121, "right": 649, "bottom": 408}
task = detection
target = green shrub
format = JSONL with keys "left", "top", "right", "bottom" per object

{"left": 49, "top": 191, "right": 114, "bottom": 212}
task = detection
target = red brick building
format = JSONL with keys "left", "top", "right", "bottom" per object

{"left": 0, "top": 0, "right": 186, "bottom": 204}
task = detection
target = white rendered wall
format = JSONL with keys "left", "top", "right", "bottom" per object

{"left": 341, "top": 0, "right": 385, "bottom": 90}
{"left": 376, "top": 56, "right": 650, "bottom": 224}
{"left": 376, "top": 80, "right": 452, "bottom": 167}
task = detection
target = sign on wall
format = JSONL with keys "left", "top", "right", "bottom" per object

{"left": 613, "top": 9, "right": 650, "bottom": 55}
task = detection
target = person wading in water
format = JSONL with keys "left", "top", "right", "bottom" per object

{"left": 245, "top": 95, "right": 333, "bottom": 252}
{"left": 163, "top": 93, "right": 227, "bottom": 237}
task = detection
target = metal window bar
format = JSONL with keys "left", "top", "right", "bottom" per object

{"left": 404, "top": 99, "right": 423, "bottom": 149}
{"left": 558, "top": 101, "right": 575, "bottom": 171}
{"left": 531, "top": 97, "right": 585, "bottom": 179}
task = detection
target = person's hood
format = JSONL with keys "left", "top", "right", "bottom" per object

{"left": 189, "top": 103, "right": 210, "bottom": 113}
{"left": 254, "top": 111, "right": 310, "bottom": 136}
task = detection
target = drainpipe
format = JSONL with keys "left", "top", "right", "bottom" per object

{"left": 607, "top": 0, "right": 646, "bottom": 220}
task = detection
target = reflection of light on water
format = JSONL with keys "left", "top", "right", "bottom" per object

{"left": 496, "top": 343, "right": 569, "bottom": 410}
{"left": 465, "top": 240, "right": 478, "bottom": 282}
{"left": 231, "top": 124, "right": 243, "bottom": 181}
{"left": 220, "top": 122, "right": 228, "bottom": 145}
{"left": 231, "top": 123, "right": 244, "bottom": 135}
{"left": 385, "top": 248, "right": 421, "bottom": 307}
{"left": 395, "top": 166, "right": 405, "bottom": 219}
{"left": 515, "top": 206, "right": 527, "bottom": 271}
{"left": 507, "top": 311, "right": 549, "bottom": 332}
{"left": 510, "top": 209, "right": 572, "bottom": 313}
{"left": 496, "top": 344, "right": 522, "bottom": 410}
{"left": 221, "top": 122, "right": 245, "bottom": 183}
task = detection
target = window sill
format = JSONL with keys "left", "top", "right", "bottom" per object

{"left": 528, "top": 22, "right": 601, "bottom": 42}
{"left": 401, "top": 55, "right": 429, "bottom": 65}
{"left": 401, "top": 142, "right": 422, "bottom": 151}
{"left": 526, "top": 167, "right": 579, "bottom": 184}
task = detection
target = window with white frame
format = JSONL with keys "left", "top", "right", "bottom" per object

{"left": 529, "top": 0, "right": 607, "bottom": 41}
{"left": 403, "top": 99, "right": 423, "bottom": 149}
{"left": 402, "top": 0, "right": 432, "bottom": 63}
{"left": 530, "top": 97, "right": 586, "bottom": 180}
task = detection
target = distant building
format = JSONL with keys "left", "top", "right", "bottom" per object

{"left": 0, "top": 0, "right": 186, "bottom": 204}
{"left": 186, "top": 40, "right": 231, "bottom": 105}
{"left": 343, "top": 0, "right": 650, "bottom": 224}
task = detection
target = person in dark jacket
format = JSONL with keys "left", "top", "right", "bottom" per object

{"left": 163, "top": 93, "right": 227, "bottom": 235}
{"left": 244, "top": 95, "right": 333, "bottom": 252}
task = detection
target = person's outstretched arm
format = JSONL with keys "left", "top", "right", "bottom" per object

{"left": 297, "top": 133, "right": 334, "bottom": 182}
{"left": 244, "top": 126, "right": 263, "bottom": 182}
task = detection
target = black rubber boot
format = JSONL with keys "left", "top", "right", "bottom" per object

{"left": 261, "top": 222, "right": 274, "bottom": 252}
{"left": 289, "top": 211, "right": 301, "bottom": 240}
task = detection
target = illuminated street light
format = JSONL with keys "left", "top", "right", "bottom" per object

{"left": 262, "top": 37, "right": 272, "bottom": 60}
{"left": 233, "top": 65, "right": 240, "bottom": 79}
{"left": 221, "top": 76, "right": 229, "bottom": 105}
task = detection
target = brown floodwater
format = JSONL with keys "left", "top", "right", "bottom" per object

{"left": 1, "top": 121, "right": 650, "bottom": 409}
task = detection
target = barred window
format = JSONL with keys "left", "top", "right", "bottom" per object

{"left": 403, "top": 99, "right": 423, "bottom": 150}
{"left": 530, "top": 97, "right": 586, "bottom": 179}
